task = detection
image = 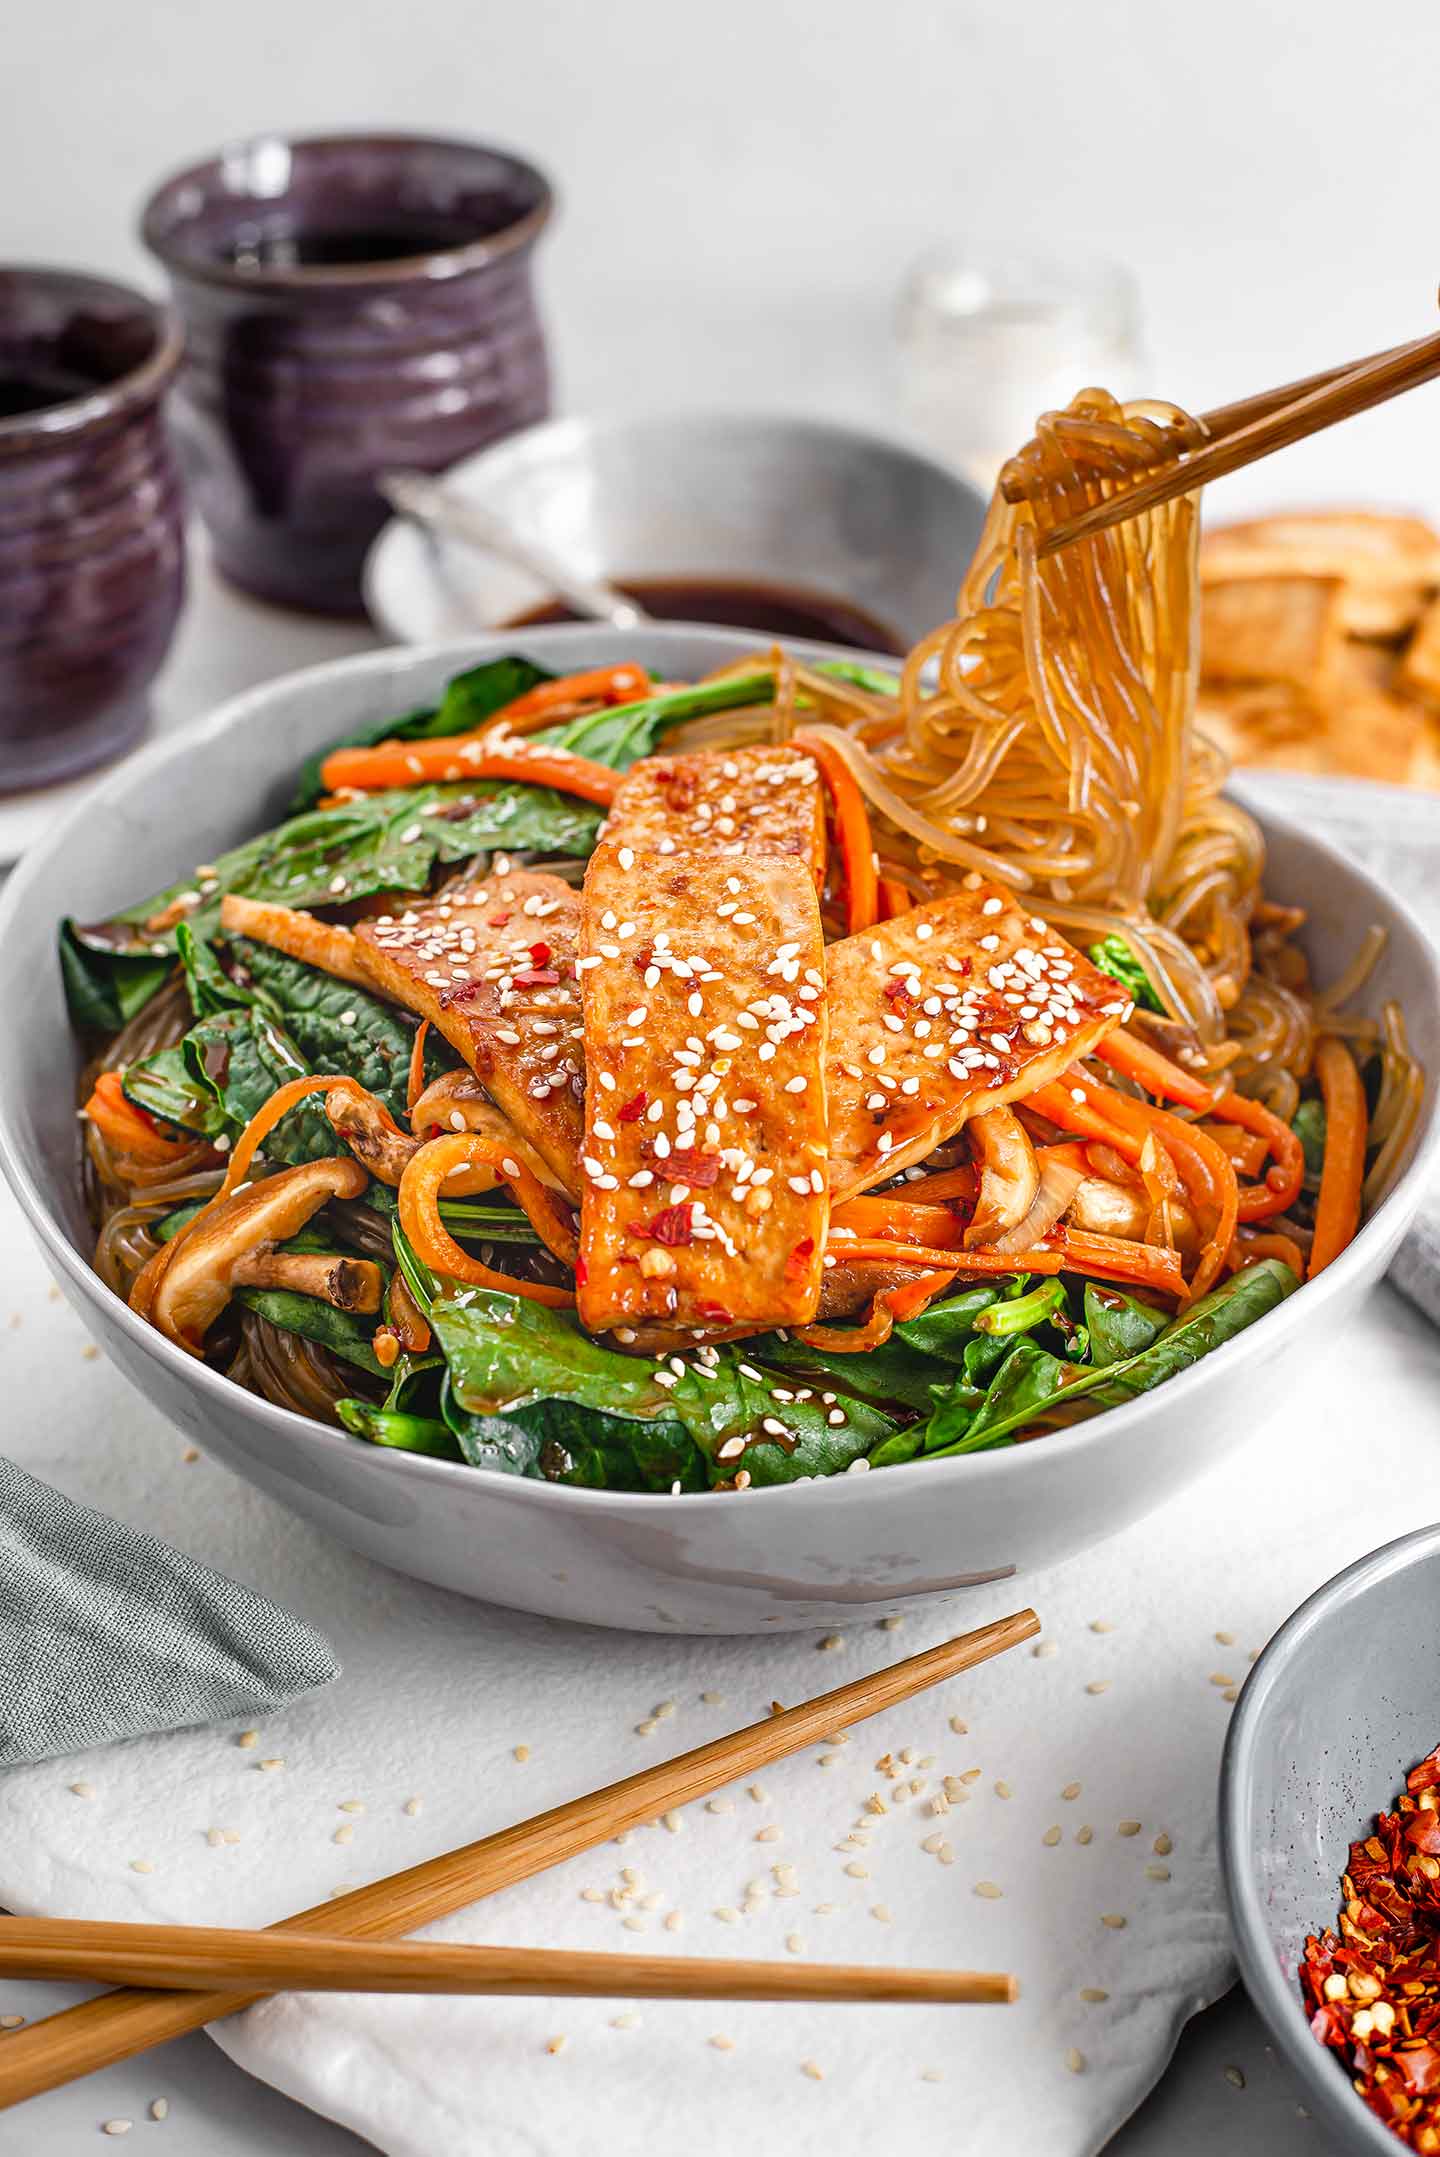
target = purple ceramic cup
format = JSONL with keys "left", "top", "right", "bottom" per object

{"left": 0, "top": 268, "right": 185, "bottom": 791}
{"left": 140, "top": 132, "right": 554, "bottom": 617}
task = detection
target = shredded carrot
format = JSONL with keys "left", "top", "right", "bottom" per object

{"left": 1120, "top": 1099, "right": 1237, "bottom": 1301}
{"left": 399, "top": 1134, "right": 576, "bottom": 1302}
{"left": 1227, "top": 1230, "right": 1306, "bottom": 1278}
{"left": 1027, "top": 1078, "right": 1145, "bottom": 1167}
{"left": 1308, "top": 1039, "right": 1368, "bottom": 1277}
{"left": 825, "top": 1237, "right": 1065, "bottom": 1277}
{"left": 877, "top": 876, "right": 915, "bottom": 920}
{"left": 318, "top": 737, "right": 620, "bottom": 803}
{"left": 1052, "top": 1228, "right": 1187, "bottom": 1298}
{"left": 794, "top": 731, "right": 878, "bottom": 934}
{"left": 1204, "top": 1121, "right": 1269, "bottom": 1178}
{"left": 796, "top": 1268, "right": 957, "bottom": 1353}
{"left": 829, "top": 1196, "right": 965, "bottom": 1248}
{"left": 494, "top": 665, "right": 651, "bottom": 726}
{"left": 82, "top": 1071, "right": 198, "bottom": 1167}
{"left": 1095, "top": 1029, "right": 1221, "bottom": 1114}
{"left": 406, "top": 1022, "right": 430, "bottom": 1115}
{"left": 1211, "top": 1090, "right": 1306, "bottom": 1221}
{"left": 1037, "top": 1142, "right": 1093, "bottom": 1177}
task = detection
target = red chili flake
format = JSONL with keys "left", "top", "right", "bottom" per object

{"left": 643, "top": 1205, "right": 694, "bottom": 1247}
{"left": 784, "top": 1236, "right": 816, "bottom": 1280}
{"left": 528, "top": 941, "right": 552, "bottom": 967}
{"left": 632, "top": 945, "right": 654, "bottom": 974}
{"left": 1301, "top": 1739, "right": 1440, "bottom": 2142}
{"left": 487, "top": 911, "right": 513, "bottom": 927}
{"left": 696, "top": 1302, "right": 733, "bottom": 1326}
{"left": 957, "top": 956, "right": 973, "bottom": 977}
{"left": 617, "top": 1090, "right": 649, "bottom": 1124}
{"left": 511, "top": 968, "right": 560, "bottom": 987}
{"left": 574, "top": 1255, "right": 588, "bottom": 1287}
{"left": 679, "top": 1153, "right": 722, "bottom": 1187}
{"left": 882, "top": 978, "right": 914, "bottom": 1007}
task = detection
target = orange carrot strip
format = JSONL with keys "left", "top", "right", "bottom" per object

{"left": 1227, "top": 1231, "right": 1306, "bottom": 1279}
{"left": 82, "top": 1072, "right": 198, "bottom": 1166}
{"left": 877, "top": 876, "right": 915, "bottom": 921}
{"left": 1051, "top": 1228, "right": 1187, "bottom": 1298}
{"left": 399, "top": 1134, "right": 576, "bottom": 1302}
{"left": 794, "top": 732, "right": 878, "bottom": 934}
{"left": 829, "top": 1196, "right": 965, "bottom": 1248}
{"left": 497, "top": 665, "right": 651, "bottom": 723}
{"left": 1026, "top": 1080, "right": 1145, "bottom": 1167}
{"left": 1308, "top": 1039, "right": 1367, "bottom": 1277}
{"left": 796, "top": 1269, "right": 957, "bottom": 1353}
{"left": 1122, "top": 1098, "right": 1238, "bottom": 1301}
{"left": 318, "top": 738, "right": 620, "bottom": 803}
{"left": 1096, "top": 1029, "right": 1220, "bottom": 1114}
{"left": 825, "top": 1237, "right": 1065, "bottom": 1276}
{"left": 1204, "top": 1121, "right": 1269, "bottom": 1178}
{"left": 406, "top": 1021, "right": 430, "bottom": 1116}
{"left": 1212, "top": 1090, "right": 1306, "bottom": 1221}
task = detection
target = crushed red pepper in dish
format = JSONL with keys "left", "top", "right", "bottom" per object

{"left": 1303, "top": 1744, "right": 1440, "bottom": 2147}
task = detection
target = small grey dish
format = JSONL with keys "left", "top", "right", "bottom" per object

{"left": 1, "top": 626, "right": 1438, "bottom": 1634}
{"left": 362, "top": 410, "right": 987, "bottom": 648}
{"left": 1220, "top": 1523, "right": 1440, "bottom": 2153}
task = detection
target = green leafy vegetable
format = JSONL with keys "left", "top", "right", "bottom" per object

{"left": 1082, "top": 1282, "right": 1168, "bottom": 1367}
{"left": 1087, "top": 935, "right": 1163, "bottom": 1013}
{"left": 1292, "top": 1099, "right": 1326, "bottom": 1187}
{"left": 233, "top": 1286, "right": 389, "bottom": 1376}
{"left": 60, "top": 926, "right": 171, "bottom": 1037}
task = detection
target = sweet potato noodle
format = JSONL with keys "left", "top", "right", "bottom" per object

{"left": 678, "top": 387, "right": 1421, "bottom": 1168}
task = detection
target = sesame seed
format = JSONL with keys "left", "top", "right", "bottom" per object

{"left": 974, "top": 1881, "right": 1003, "bottom": 1900}
{"left": 1101, "top": 1912, "right": 1127, "bottom": 1929}
{"left": 102, "top": 2123, "right": 133, "bottom": 2138}
{"left": 1076, "top": 1826, "right": 1094, "bottom": 1845}
{"left": 129, "top": 1859, "right": 154, "bottom": 1875}
{"left": 70, "top": 1781, "right": 96, "bottom": 1799}
{"left": 546, "top": 2035, "right": 567, "bottom": 2055}
{"left": 1153, "top": 1832, "right": 1173, "bottom": 1855}
{"left": 1080, "top": 1987, "right": 1109, "bottom": 2003}
{"left": 801, "top": 2060, "right": 824, "bottom": 2082}
{"left": 1065, "top": 2049, "right": 1087, "bottom": 2075}
{"left": 1118, "top": 1820, "right": 1141, "bottom": 1837}
{"left": 1085, "top": 1680, "right": 1111, "bottom": 1696}
{"left": 1042, "top": 1826, "right": 1062, "bottom": 1846}
{"left": 333, "top": 1824, "right": 354, "bottom": 1846}
{"left": 710, "top": 2034, "right": 735, "bottom": 2051}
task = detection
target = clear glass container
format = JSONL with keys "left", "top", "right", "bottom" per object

{"left": 897, "top": 248, "right": 1144, "bottom": 491}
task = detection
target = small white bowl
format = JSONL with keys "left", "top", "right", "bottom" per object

{"left": 2, "top": 625, "right": 1437, "bottom": 1634}
{"left": 363, "top": 410, "right": 986, "bottom": 648}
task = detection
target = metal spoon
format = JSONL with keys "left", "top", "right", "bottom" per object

{"left": 378, "top": 469, "right": 650, "bottom": 632}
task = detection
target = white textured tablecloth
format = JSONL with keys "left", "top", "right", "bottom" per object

{"left": 1, "top": 772, "right": 1438, "bottom": 2156}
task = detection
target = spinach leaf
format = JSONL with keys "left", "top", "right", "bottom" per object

{"left": 891, "top": 1284, "right": 1007, "bottom": 1360}
{"left": 229, "top": 938, "right": 414, "bottom": 1119}
{"left": 121, "top": 1044, "right": 228, "bottom": 1138}
{"left": 1293, "top": 1099, "right": 1326, "bottom": 1187}
{"left": 921, "top": 1257, "right": 1298, "bottom": 1458}
{"left": 428, "top": 1288, "right": 899, "bottom": 1487}
{"left": 234, "top": 1286, "right": 389, "bottom": 1376}
{"left": 552, "top": 674, "right": 778, "bottom": 772}
{"left": 1087, "top": 935, "right": 1163, "bottom": 1013}
{"left": 59, "top": 925, "right": 171, "bottom": 1036}
{"left": 1083, "top": 1282, "right": 1168, "bottom": 1367}
{"left": 290, "top": 655, "right": 554, "bottom": 810}
{"left": 337, "top": 1400, "right": 464, "bottom": 1460}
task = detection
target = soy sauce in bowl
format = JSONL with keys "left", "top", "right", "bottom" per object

{"left": 510, "top": 576, "right": 905, "bottom": 656}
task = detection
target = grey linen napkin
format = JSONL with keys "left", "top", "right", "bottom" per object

{"left": 0, "top": 1454, "right": 338, "bottom": 1767}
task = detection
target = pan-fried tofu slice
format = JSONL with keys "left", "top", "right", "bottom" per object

{"left": 602, "top": 743, "right": 825, "bottom": 879}
{"left": 353, "top": 870, "right": 584, "bottom": 1195}
{"left": 825, "top": 876, "right": 1129, "bottom": 1202}
{"left": 1201, "top": 575, "right": 1343, "bottom": 692}
{"left": 576, "top": 843, "right": 828, "bottom": 1342}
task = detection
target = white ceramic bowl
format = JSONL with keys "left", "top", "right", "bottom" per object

{"left": 362, "top": 411, "right": 986, "bottom": 648}
{"left": 2, "top": 626, "right": 1437, "bottom": 1635}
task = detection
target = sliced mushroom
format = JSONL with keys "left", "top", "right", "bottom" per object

{"left": 1070, "top": 1174, "right": 1199, "bottom": 1253}
{"left": 151, "top": 1156, "right": 369, "bottom": 1354}
{"left": 230, "top": 1248, "right": 382, "bottom": 1313}
{"left": 324, "top": 1085, "right": 420, "bottom": 1186}
{"left": 963, "top": 1106, "right": 1040, "bottom": 1248}
{"left": 410, "top": 1070, "right": 568, "bottom": 1192}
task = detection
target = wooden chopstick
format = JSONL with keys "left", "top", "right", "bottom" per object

{"left": 0, "top": 1916, "right": 1015, "bottom": 2005}
{"left": 997, "top": 325, "right": 1440, "bottom": 558}
{"left": 0, "top": 1606, "right": 1037, "bottom": 2111}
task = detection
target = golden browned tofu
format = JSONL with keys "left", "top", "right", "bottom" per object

{"left": 826, "top": 877, "right": 1129, "bottom": 1201}
{"left": 353, "top": 870, "right": 584, "bottom": 1195}
{"left": 576, "top": 843, "right": 828, "bottom": 1343}
{"left": 602, "top": 743, "right": 825, "bottom": 879}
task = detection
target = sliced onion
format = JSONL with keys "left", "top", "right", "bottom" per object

{"left": 990, "top": 1158, "right": 1085, "bottom": 1253}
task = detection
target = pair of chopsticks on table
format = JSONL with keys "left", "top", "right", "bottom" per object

{"left": 0, "top": 1607, "right": 1038, "bottom": 2113}
{"left": 1008, "top": 323, "right": 1440, "bottom": 557}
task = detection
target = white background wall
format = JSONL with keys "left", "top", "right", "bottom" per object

{"left": 4, "top": 0, "right": 1440, "bottom": 515}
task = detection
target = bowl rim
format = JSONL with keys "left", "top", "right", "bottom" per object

{"left": 138, "top": 129, "right": 554, "bottom": 294}
{"left": 0, "top": 264, "right": 184, "bottom": 457}
{"left": 359, "top": 408, "right": 989, "bottom": 642}
{"left": 2, "top": 625, "right": 1437, "bottom": 1524}
{"left": 1219, "top": 1520, "right": 1440, "bottom": 2154}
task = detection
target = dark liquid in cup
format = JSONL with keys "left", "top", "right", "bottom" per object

{"left": 510, "top": 577, "right": 905, "bottom": 656}
{"left": 225, "top": 217, "right": 492, "bottom": 270}
{"left": 0, "top": 364, "right": 100, "bottom": 418}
